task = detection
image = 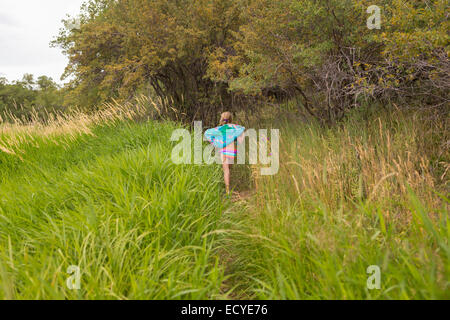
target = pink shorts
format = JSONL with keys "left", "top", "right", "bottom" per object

{"left": 220, "top": 142, "right": 237, "bottom": 164}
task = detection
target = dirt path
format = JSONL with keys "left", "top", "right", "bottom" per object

{"left": 217, "top": 186, "right": 256, "bottom": 299}
{"left": 230, "top": 190, "right": 254, "bottom": 202}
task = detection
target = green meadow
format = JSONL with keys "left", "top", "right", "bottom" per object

{"left": 0, "top": 119, "right": 227, "bottom": 299}
{"left": 0, "top": 106, "right": 448, "bottom": 299}
{"left": 0, "top": 0, "right": 448, "bottom": 302}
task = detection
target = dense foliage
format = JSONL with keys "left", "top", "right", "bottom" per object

{"left": 2, "top": 1, "right": 447, "bottom": 123}
{"left": 208, "top": 0, "right": 449, "bottom": 121}
{"left": 50, "top": 0, "right": 448, "bottom": 124}
{"left": 0, "top": 75, "right": 65, "bottom": 122}
{"left": 52, "top": 0, "right": 245, "bottom": 124}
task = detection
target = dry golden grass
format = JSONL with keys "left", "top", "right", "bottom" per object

{"left": 251, "top": 108, "right": 448, "bottom": 220}
{"left": 223, "top": 107, "right": 448, "bottom": 299}
{"left": 0, "top": 95, "right": 168, "bottom": 156}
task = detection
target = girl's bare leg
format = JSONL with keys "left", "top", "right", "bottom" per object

{"left": 222, "top": 161, "right": 231, "bottom": 195}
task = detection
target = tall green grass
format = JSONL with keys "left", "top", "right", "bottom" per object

{"left": 0, "top": 103, "right": 447, "bottom": 300}
{"left": 0, "top": 120, "right": 228, "bottom": 299}
{"left": 222, "top": 107, "right": 449, "bottom": 299}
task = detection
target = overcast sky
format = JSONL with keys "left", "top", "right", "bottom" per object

{"left": 0, "top": 0, "right": 85, "bottom": 84}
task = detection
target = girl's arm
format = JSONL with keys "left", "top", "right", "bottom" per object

{"left": 237, "top": 133, "right": 245, "bottom": 144}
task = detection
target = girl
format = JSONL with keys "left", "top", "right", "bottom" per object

{"left": 217, "top": 112, "right": 244, "bottom": 195}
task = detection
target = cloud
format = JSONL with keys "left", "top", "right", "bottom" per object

{"left": 0, "top": 12, "right": 19, "bottom": 27}
{"left": 0, "top": 0, "right": 85, "bottom": 83}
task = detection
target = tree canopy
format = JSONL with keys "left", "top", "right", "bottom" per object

{"left": 50, "top": 0, "right": 449, "bottom": 123}
{"left": 0, "top": 74, "right": 64, "bottom": 122}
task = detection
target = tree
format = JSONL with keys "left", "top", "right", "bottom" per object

{"left": 52, "top": 0, "right": 449, "bottom": 123}
{"left": 53, "top": 0, "right": 245, "bottom": 124}
{"left": 208, "top": 0, "right": 449, "bottom": 122}
{"left": 207, "top": 0, "right": 383, "bottom": 121}
{"left": 0, "top": 74, "right": 64, "bottom": 122}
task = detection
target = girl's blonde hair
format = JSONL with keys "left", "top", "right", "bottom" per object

{"left": 219, "top": 112, "right": 233, "bottom": 126}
